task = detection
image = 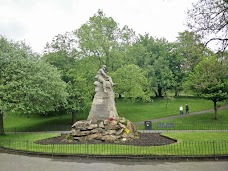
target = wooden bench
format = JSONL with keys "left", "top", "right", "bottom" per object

{"left": 156, "top": 123, "right": 175, "bottom": 129}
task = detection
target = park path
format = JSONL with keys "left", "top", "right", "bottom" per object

{"left": 134, "top": 105, "right": 228, "bottom": 125}
{"left": 1, "top": 153, "right": 228, "bottom": 171}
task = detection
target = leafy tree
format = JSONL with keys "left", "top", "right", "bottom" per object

{"left": 169, "top": 31, "right": 207, "bottom": 96}
{"left": 112, "top": 64, "right": 149, "bottom": 101}
{"left": 176, "top": 31, "right": 206, "bottom": 72}
{"left": 186, "top": 56, "right": 228, "bottom": 119}
{"left": 187, "top": 0, "right": 228, "bottom": 52}
{"left": 66, "top": 57, "right": 99, "bottom": 122}
{"left": 0, "top": 36, "right": 68, "bottom": 134}
{"left": 131, "top": 34, "right": 174, "bottom": 97}
{"left": 75, "top": 10, "right": 136, "bottom": 70}
{"left": 75, "top": 9, "right": 120, "bottom": 66}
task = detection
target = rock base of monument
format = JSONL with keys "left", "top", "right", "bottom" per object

{"left": 68, "top": 117, "right": 138, "bottom": 143}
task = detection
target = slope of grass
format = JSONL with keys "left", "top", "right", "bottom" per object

{"left": 116, "top": 97, "right": 226, "bottom": 122}
{"left": 137, "top": 109, "right": 228, "bottom": 130}
{"left": 3, "top": 97, "right": 227, "bottom": 132}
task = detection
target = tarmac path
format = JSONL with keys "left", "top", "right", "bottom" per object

{"left": 0, "top": 153, "right": 228, "bottom": 171}
{"left": 134, "top": 105, "right": 228, "bottom": 124}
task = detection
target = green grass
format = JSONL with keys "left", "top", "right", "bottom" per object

{"left": 116, "top": 97, "right": 226, "bottom": 122}
{"left": 137, "top": 109, "right": 228, "bottom": 130}
{"left": 3, "top": 114, "right": 72, "bottom": 132}
{"left": 3, "top": 97, "right": 227, "bottom": 132}
{"left": 0, "top": 132, "right": 227, "bottom": 156}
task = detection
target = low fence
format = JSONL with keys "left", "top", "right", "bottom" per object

{"left": 139, "top": 122, "right": 228, "bottom": 131}
{"left": 0, "top": 139, "right": 227, "bottom": 158}
{"left": 4, "top": 123, "right": 228, "bottom": 133}
{"left": 4, "top": 125, "right": 71, "bottom": 133}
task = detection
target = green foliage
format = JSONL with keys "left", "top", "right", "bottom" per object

{"left": 187, "top": 56, "right": 228, "bottom": 101}
{"left": 186, "top": 56, "right": 228, "bottom": 119}
{"left": 132, "top": 35, "right": 175, "bottom": 96}
{"left": 0, "top": 36, "right": 68, "bottom": 116}
{"left": 66, "top": 57, "right": 99, "bottom": 113}
{"left": 75, "top": 9, "right": 120, "bottom": 66}
{"left": 75, "top": 9, "right": 136, "bottom": 70}
{"left": 112, "top": 64, "right": 150, "bottom": 101}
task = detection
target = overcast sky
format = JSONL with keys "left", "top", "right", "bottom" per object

{"left": 0, "top": 0, "right": 198, "bottom": 54}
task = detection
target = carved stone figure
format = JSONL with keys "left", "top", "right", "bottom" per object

{"left": 87, "top": 65, "right": 118, "bottom": 123}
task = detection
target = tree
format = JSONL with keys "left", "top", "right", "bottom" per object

{"left": 0, "top": 36, "right": 68, "bottom": 134}
{"left": 131, "top": 34, "right": 174, "bottom": 97}
{"left": 66, "top": 57, "right": 99, "bottom": 123}
{"left": 44, "top": 31, "right": 77, "bottom": 54}
{"left": 170, "top": 31, "right": 207, "bottom": 96}
{"left": 75, "top": 10, "right": 136, "bottom": 70}
{"left": 75, "top": 10, "right": 120, "bottom": 66}
{"left": 186, "top": 56, "right": 228, "bottom": 119}
{"left": 187, "top": 0, "right": 228, "bottom": 52}
{"left": 112, "top": 64, "right": 149, "bottom": 101}
{"left": 176, "top": 31, "right": 206, "bottom": 72}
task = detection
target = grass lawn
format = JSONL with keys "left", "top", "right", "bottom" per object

{"left": 3, "top": 97, "right": 227, "bottom": 132}
{"left": 0, "top": 132, "right": 227, "bottom": 156}
{"left": 116, "top": 97, "right": 226, "bottom": 122}
{"left": 137, "top": 109, "right": 228, "bottom": 130}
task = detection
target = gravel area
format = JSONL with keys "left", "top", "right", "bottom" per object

{"left": 36, "top": 133, "right": 177, "bottom": 146}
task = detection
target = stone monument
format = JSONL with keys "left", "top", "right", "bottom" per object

{"left": 87, "top": 65, "right": 118, "bottom": 123}
{"left": 69, "top": 65, "right": 138, "bottom": 143}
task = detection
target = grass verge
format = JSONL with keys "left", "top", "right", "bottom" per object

{"left": 0, "top": 132, "right": 227, "bottom": 156}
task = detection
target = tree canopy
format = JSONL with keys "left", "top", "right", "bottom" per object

{"left": 186, "top": 56, "right": 228, "bottom": 119}
{"left": 187, "top": 0, "right": 228, "bottom": 52}
{"left": 0, "top": 36, "right": 68, "bottom": 134}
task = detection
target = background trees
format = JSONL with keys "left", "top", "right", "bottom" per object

{"left": 2, "top": 6, "right": 227, "bottom": 133}
{"left": 186, "top": 0, "right": 228, "bottom": 52}
{"left": 0, "top": 36, "right": 68, "bottom": 134}
{"left": 186, "top": 56, "right": 228, "bottom": 119}
{"left": 112, "top": 64, "right": 149, "bottom": 101}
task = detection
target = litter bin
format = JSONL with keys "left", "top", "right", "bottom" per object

{"left": 144, "top": 121, "right": 152, "bottom": 130}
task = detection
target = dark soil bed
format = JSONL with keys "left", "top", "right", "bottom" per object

{"left": 36, "top": 133, "right": 177, "bottom": 146}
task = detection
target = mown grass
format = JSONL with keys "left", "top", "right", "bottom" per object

{"left": 0, "top": 132, "right": 227, "bottom": 156}
{"left": 137, "top": 109, "right": 228, "bottom": 130}
{"left": 116, "top": 97, "right": 226, "bottom": 122}
{"left": 3, "top": 97, "right": 227, "bottom": 132}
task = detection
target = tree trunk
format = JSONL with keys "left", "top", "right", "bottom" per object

{"left": 0, "top": 110, "right": 5, "bottom": 135}
{"left": 174, "top": 89, "right": 179, "bottom": 96}
{"left": 213, "top": 100, "right": 218, "bottom": 120}
{"left": 158, "top": 85, "right": 162, "bottom": 97}
{"left": 71, "top": 111, "right": 77, "bottom": 125}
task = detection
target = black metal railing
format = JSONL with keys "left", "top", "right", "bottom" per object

{"left": 139, "top": 122, "right": 228, "bottom": 131}
{"left": 0, "top": 139, "right": 227, "bottom": 158}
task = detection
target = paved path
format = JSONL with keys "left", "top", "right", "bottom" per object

{"left": 134, "top": 105, "right": 228, "bottom": 124}
{"left": 1, "top": 153, "right": 228, "bottom": 171}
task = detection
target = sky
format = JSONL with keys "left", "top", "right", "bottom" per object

{"left": 0, "top": 0, "right": 198, "bottom": 54}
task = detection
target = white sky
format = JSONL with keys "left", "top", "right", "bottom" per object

{"left": 0, "top": 0, "right": 198, "bottom": 54}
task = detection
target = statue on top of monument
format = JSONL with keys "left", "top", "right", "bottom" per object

{"left": 88, "top": 64, "right": 118, "bottom": 122}
{"left": 95, "top": 65, "right": 116, "bottom": 93}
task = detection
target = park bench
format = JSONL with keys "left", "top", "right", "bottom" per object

{"left": 156, "top": 123, "right": 175, "bottom": 129}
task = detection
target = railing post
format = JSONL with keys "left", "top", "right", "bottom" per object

{"left": 212, "top": 141, "right": 216, "bottom": 160}
{"left": 26, "top": 140, "right": 29, "bottom": 152}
